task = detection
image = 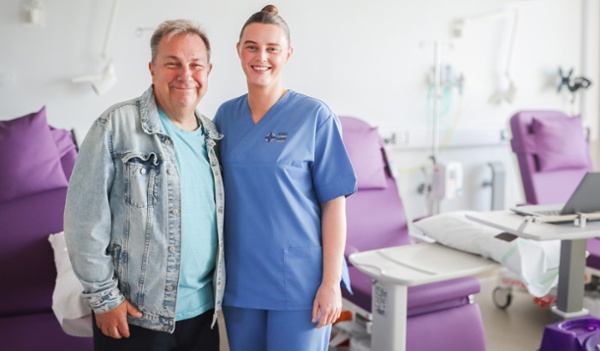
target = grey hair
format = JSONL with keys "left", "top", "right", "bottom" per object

{"left": 150, "top": 19, "right": 211, "bottom": 63}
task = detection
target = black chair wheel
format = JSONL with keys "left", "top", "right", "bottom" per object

{"left": 492, "top": 287, "right": 513, "bottom": 309}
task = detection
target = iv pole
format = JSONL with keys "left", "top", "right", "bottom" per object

{"left": 432, "top": 41, "right": 441, "bottom": 163}
{"left": 421, "top": 40, "right": 451, "bottom": 215}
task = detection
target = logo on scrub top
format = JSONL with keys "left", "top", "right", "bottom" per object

{"left": 265, "top": 132, "right": 287, "bottom": 142}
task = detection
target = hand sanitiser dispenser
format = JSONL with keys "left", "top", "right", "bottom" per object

{"left": 431, "top": 161, "right": 464, "bottom": 200}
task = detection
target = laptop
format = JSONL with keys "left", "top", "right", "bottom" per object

{"left": 511, "top": 172, "right": 600, "bottom": 222}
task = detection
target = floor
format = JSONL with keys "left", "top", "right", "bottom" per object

{"left": 217, "top": 270, "right": 558, "bottom": 351}
{"left": 474, "top": 272, "right": 555, "bottom": 351}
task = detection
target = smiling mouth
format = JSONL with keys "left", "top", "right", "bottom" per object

{"left": 172, "top": 86, "right": 196, "bottom": 91}
{"left": 252, "top": 66, "right": 270, "bottom": 71}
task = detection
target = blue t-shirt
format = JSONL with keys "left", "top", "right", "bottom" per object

{"left": 214, "top": 90, "right": 357, "bottom": 310}
{"left": 158, "top": 109, "right": 217, "bottom": 321}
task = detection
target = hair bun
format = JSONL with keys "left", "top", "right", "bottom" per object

{"left": 261, "top": 4, "right": 278, "bottom": 15}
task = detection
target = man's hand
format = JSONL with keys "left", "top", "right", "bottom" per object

{"left": 95, "top": 300, "right": 143, "bottom": 339}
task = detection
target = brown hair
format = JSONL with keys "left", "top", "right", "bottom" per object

{"left": 150, "top": 19, "right": 211, "bottom": 64}
{"left": 239, "top": 5, "right": 291, "bottom": 45}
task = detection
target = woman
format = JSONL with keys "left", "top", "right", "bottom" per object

{"left": 213, "top": 5, "right": 357, "bottom": 351}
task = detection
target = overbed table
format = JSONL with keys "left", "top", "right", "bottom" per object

{"left": 466, "top": 210, "right": 600, "bottom": 319}
{"left": 348, "top": 242, "right": 498, "bottom": 351}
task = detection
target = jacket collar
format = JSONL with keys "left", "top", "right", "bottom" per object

{"left": 139, "top": 85, "right": 222, "bottom": 140}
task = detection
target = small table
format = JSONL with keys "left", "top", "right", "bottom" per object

{"left": 466, "top": 210, "right": 600, "bottom": 319}
{"left": 349, "top": 242, "right": 498, "bottom": 351}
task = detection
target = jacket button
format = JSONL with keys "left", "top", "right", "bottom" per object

{"left": 169, "top": 246, "right": 176, "bottom": 252}
{"left": 166, "top": 285, "right": 174, "bottom": 291}
{"left": 171, "top": 209, "right": 179, "bottom": 215}
{"left": 140, "top": 168, "right": 147, "bottom": 175}
{"left": 165, "top": 139, "right": 171, "bottom": 145}
{"left": 167, "top": 168, "right": 173, "bottom": 175}
{"left": 218, "top": 207, "right": 223, "bottom": 213}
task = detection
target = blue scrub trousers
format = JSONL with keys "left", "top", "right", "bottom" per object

{"left": 223, "top": 306, "right": 332, "bottom": 351}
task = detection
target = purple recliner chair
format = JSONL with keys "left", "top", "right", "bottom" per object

{"left": 339, "top": 116, "right": 487, "bottom": 351}
{"left": 509, "top": 110, "right": 600, "bottom": 272}
{"left": 0, "top": 127, "right": 92, "bottom": 350}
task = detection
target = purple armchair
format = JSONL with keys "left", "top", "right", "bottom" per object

{"left": 0, "top": 118, "right": 92, "bottom": 350}
{"left": 509, "top": 110, "right": 600, "bottom": 271}
{"left": 339, "top": 116, "right": 487, "bottom": 350}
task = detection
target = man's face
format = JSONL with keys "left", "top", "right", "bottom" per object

{"left": 149, "top": 33, "right": 211, "bottom": 114}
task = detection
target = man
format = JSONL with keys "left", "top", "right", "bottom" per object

{"left": 64, "top": 19, "right": 224, "bottom": 351}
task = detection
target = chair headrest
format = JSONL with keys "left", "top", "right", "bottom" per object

{"left": 510, "top": 110, "right": 591, "bottom": 172}
{"left": 340, "top": 116, "right": 388, "bottom": 190}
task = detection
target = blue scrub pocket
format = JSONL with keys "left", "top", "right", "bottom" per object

{"left": 283, "top": 246, "right": 323, "bottom": 309}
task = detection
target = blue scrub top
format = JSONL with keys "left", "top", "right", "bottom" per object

{"left": 214, "top": 90, "right": 357, "bottom": 310}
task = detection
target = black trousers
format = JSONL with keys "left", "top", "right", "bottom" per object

{"left": 92, "top": 309, "right": 219, "bottom": 351}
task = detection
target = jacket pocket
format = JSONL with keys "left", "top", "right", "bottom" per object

{"left": 122, "top": 153, "right": 159, "bottom": 208}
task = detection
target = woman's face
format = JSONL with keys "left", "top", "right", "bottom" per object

{"left": 237, "top": 23, "right": 292, "bottom": 89}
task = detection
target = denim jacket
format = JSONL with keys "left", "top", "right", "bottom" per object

{"left": 64, "top": 86, "right": 225, "bottom": 332}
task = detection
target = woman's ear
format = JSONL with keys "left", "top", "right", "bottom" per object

{"left": 285, "top": 46, "right": 294, "bottom": 63}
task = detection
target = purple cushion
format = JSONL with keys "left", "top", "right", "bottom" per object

{"left": 0, "top": 187, "right": 68, "bottom": 316}
{"left": 342, "top": 126, "right": 387, "bottom": 190}
{"left": 406, "top": 303, "right": 486, "bottom": 351}
{"left": 587, "top": 238, "right": 600, "bottom": 270}
{"left": 343, "top": 266, "right": 479, "bottom": 317}
{"left": 532, "top": 169, "right": 588, "bottom": 204}
{"left": 0, "top": 107, "right": 68, "bottom": 203}
{"left": 49, "top": 127, "right": 77, "bottom": 180}
{"left": 0, "top": 313, "right": 92, "bottom": 351}
{"left": 532, "top": 116, "right": 589, "bottom": 172}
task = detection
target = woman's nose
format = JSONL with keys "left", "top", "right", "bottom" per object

{"left": 258, "top": 49, "right": 268, "bottom": 62}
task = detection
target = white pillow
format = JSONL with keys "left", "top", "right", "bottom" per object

{"left": 413, "top": 211, "right": 560, "bottom": 297}
{"left": 48, "top": 232, "right": 93, "bottom": 337}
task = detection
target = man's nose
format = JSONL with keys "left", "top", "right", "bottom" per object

{"left": 180, "top": 65, "right": 192, "bottom": 79}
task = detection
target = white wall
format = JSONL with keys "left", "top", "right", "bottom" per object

{"left": 1, "top": 0, "right": 598, "bottom": 219}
